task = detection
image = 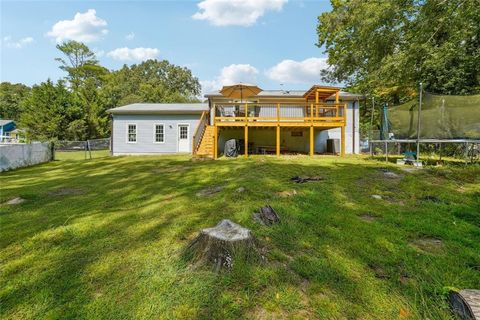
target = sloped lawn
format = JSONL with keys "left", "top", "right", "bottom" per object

{"left": 1, "top": 155, "right": 479, "bottom": 319}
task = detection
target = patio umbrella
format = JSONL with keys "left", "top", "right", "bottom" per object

{"left": 220, "top": 83, "right": 262, "bottom": 102}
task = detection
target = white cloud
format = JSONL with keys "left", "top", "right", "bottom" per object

{"left": 107, "top": 47, "right": 159, "bottom": 61}
{"left": 3, "top": 36, "right": 34, "bottom": 49}
{"left": 125, "top": 32, "right": 135, "bottom": 40}
{"left": 95, "top": 50, "right": 105, "bottom": 58}
{"left": 201, "top": 63, "right": 259, "bottom": 94}
{"left": 46, "top": 9, "right": 108, "bottom": 43}
{"left": 192, "top": 0, "right": 287, "bottom": 27}
{"left": 265, "top": 57, "right": 329, "bottom": 84}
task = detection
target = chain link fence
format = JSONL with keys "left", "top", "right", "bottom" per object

{"left": 54, "top": 138, "right": 111, "bottom": 160}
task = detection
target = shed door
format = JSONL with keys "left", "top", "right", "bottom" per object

{"left": 178, "top": 124, "right": 190, "bottom": 152}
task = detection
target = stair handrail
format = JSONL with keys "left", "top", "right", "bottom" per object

{"left": 192, "top": 111, "right": 208, "bottom": 154}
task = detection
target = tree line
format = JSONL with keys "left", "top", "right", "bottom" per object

{"left": 316, "top": 0, "right": 479, "bottom": 133}
{"left": 0, "top": 41, "right": 201, "bottom": 141}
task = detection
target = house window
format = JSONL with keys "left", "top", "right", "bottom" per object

{"left": 127, "top": 124, "right": 137, "bottom": 142}
{"left": 154, "top": 124, "right": 164, "bottom": 143}
{"left": 179, "top": 125, "right": 188, "bottom": 139}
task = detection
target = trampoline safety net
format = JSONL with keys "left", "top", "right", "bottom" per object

{"left": 388, "top": 92, "right": 480, "bottom": 139}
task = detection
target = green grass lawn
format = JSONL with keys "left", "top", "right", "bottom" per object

{"left": 1, "top": 155, "right": 479, "bottom": 319}
{"left": 55, "top": 150, "right": 110, "bottom": 160}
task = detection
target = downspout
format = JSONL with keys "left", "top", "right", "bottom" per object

{"left": 110, "top": 114, "right": 113, "bottom": 156}
{"left": 352, "top": 100, "right": 356, "bottom": 154}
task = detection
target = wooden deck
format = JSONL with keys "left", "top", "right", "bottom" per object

{"left": 201, "top": 85, "right": 349, "bottom": 159}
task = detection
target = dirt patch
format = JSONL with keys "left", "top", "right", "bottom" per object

{"left": 359, "top": 214, "right": 377, "bottom": 222}
{"left": 379, "top": 168, "right": 401, "bottom": 178}
{"left": 383, "top": 195, "right": 405, "bottom": 206}
{"left": 369, "top": 264, "right": 389, "bottom": 279}
{"left": 5, "top": 197, "right": 26, "bottom": 205}
{"left": 400, "top": 167, "right": 420, "bottom": 173}
{"left": 399, "top": 273, "right": 410, "bottom": 285}
{"left": 299, "top": 279, "right": 310, "bottom": 293}
{"left": 419, "top": 195, "right": 441, "bottom": 203}
{"left": 410, "top": 238, "right": 444, "bottom": 254}
{"left": 235, "top": 187, "right": 246, "bottom": 193}
{"left": 277, "top": 190, "right": 297, "bottom": 198}
{"left": 48, "top": 188, "right": 85, "bottom": 196}
{"left": 196, "top": 186, "right": 223, "bottom": 197}
{"left": 246, "top": 306, "right": 286, "bottom": 320}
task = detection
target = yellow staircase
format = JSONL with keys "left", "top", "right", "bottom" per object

{"left": 194, "top": 125, "right": 215, "bottom": 159}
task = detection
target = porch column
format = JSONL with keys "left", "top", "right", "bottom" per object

{"left": 244, "top": 125, "right": 248, "bottom": 159}
{"left": 213, "top": 125, "right": 218, "bottom": 160}
{"left": 309, "top": 126, "right": 314, "bottom": 157}
{"left": 276, "top": 126, "right": 280, "bottom": 157}
{"left": 341, "top": 125, "right": 345, "bottom": 157}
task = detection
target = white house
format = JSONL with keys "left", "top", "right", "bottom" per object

{"left": 108, "top": 85, "right": 363, "bottom": 157}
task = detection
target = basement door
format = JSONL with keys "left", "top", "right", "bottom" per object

{"left": 178, "top": 124, "right": 190, "bottom": 152}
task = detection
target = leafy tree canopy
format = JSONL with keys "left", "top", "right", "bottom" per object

{"left": 55, "top": 41, "right": 108, "bottom": 89}
{"left": 317, "top": 0, "right": 480, "bottom": 101}
{"left": 0, "top": 82, "right": 30, "bottom": 120}
{"left": 19, "top": 80, "right": 74, "bottom": 141}
{"left": 103, "top": 59, "right": 201, "bottom": 108}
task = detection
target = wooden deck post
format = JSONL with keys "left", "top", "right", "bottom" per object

{"left": 276, "top": 126, "right": 280, "bottom": 157}
{"left": 310, "top": 103, "right": 314, "bottom": 123}
{"left": 277, "top": 103, "right": 280, "bottom": 123}
{"left": 213, "top": 125, "right": 218, "bottom": 159}
{"left": 336, "top": 92, "right": 340, "bottom": 117}
{"left": 341, "top": 125, "right": 345, "bottom": 157}
{"left": 310, "top": 126, "right": 314, "bottom": 157}
{"left": 244, "top": 125, "right": 248, "bottom": 159}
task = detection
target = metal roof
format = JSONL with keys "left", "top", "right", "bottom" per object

{"left": 0, "top": 119, "right": 14, "bottom": 126}
{"left": 205, "top": 90, "right": 304, "bottom": 97}
{"left": 204, "top": 90, "right": 364, "bottom": 100}
{"left": 107, "top": 103, "right": 209, "bottom": 114}
{"left": 325, "top": 91, "right": 365, "bottom": 101}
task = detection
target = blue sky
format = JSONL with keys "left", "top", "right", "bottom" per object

{"left": 1, "top": 0, "right": 332, "bottom": 93}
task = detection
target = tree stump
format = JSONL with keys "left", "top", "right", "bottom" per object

{"left": 185, "top": 219, "right": 258, "bottom": 272}
{"left": 253, "top": 205, "right": 280, "bottom": 225}
{"left": 449, "top": 289, "right": 480, "bottom": 320}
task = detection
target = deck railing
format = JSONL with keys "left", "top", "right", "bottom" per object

{"left": 214, "top": 102, "right": 346, "bottom": 125}
{"left": 192, "top": 111, "right": 208, "bottom": 154}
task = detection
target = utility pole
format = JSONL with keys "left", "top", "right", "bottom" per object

{"left": 416, "top": 82, "right": 423, "bottom": 164}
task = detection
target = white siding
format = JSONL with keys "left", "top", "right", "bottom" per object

{"left": 112, "top": 114, "right": 201, "bottom": 155}
{"left": 315, "top": 101, "right": 360, "bottom": 154}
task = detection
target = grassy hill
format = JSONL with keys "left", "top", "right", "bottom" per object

{"left": 1, "top": 155, "right": 479, "bottom": 319}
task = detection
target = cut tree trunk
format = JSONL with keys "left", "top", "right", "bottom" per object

{"left": 253, "top": 205, "right": 280, "bottom": 225}
{"left": 449, "top": 289, "right": 480, "bottom": 320}
{"left": 185, "top": 219, "right": 258, "bottom": 272}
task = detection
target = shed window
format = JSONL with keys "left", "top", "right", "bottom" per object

{"left": 127, "top": 124, "right": 137, "bottom": 142}
{"left": 155, "top": 124, "right": 164, "bottom": 143}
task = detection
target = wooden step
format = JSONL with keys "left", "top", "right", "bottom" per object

{"left": 194, "top": 125, "right": 215, "bottom": 158}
